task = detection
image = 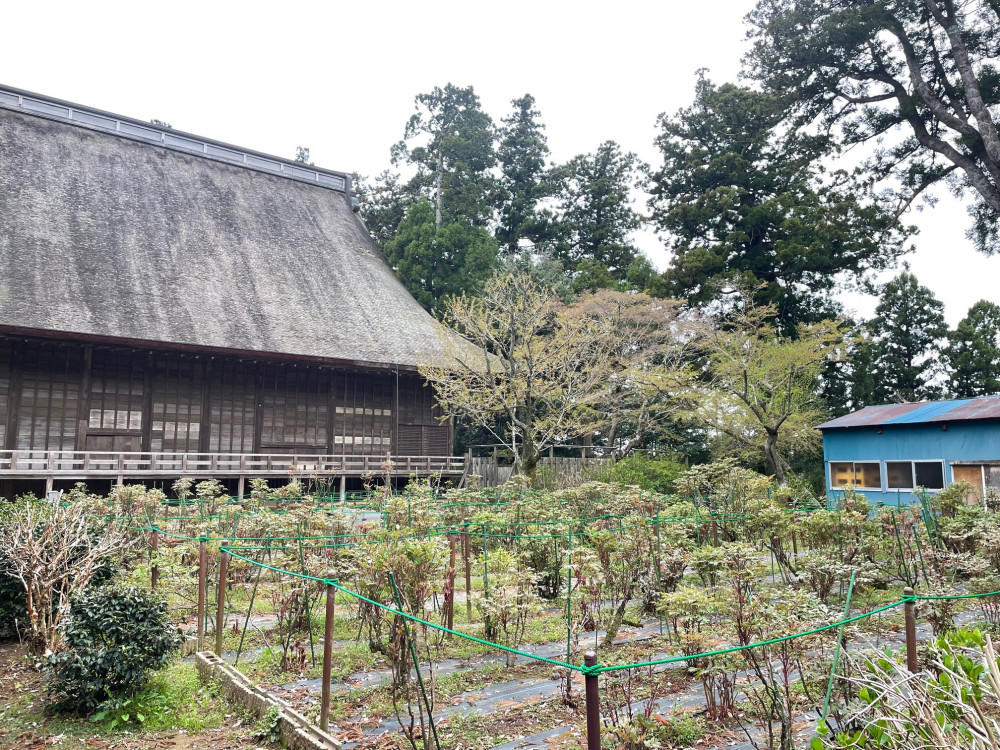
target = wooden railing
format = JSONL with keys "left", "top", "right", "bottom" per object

{"left": 0, "top": 450, "right": 464, "bottom": 477}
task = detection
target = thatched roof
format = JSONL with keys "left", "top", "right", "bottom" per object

{"left": 0, "top": 90, "right": 462, "bottom": 370}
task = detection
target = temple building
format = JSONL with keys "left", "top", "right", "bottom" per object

{"left": 0, "top": 84, "right": 464, "bottom": 497}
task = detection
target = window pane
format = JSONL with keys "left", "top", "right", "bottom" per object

{"left": 915, "top": 462, "right": 944, "bottom": 490}
{"left": 886, "top": 462, "right": 913, "bottom": 489}
{"left": 830, "top": 462, "right": 854, "bottom": 488}
{"left": 854, "top": 462, "right": 882, "bottom": 488}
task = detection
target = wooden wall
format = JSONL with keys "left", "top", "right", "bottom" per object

{"left": 0, "top": 336, "right": 450, "bottom": 457}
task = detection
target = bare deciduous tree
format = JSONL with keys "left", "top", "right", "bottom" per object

{"left": 697, "top": 292, "right": 845, "bottom": 484}
{"left": 420, "top": 273, "right": 693, "bottom": 475}
{"left": 0, "top": 498, "right": 135, "bottom": 654}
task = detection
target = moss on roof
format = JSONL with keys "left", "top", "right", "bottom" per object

{"left": 0, "top": 105, "right": 464, "bottom": 370}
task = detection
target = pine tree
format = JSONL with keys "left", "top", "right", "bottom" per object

{"left": 391, "top": 83, "right": 496, "bottom": 229}
{"left": 945, "top": 301, "right": 1000, "bottom": 397}
{"left": 553, "top": 141, "right": 646, "bottom": 284}
{"left": 383, "top": 200, "right": 498, "bottom": 311}
{"left": 867, "top": 270, "right": 947, "bottom": 403}
{"left": 495, "top": 95, "right": 557, "bottom": 257}
{"left": 649, "top": 75, "right": 909, "bottom": 334}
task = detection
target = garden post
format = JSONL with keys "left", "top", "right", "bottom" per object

{"left": 197, "top": 537, "right": 207, "bottom": 650}
{"left": 463, "top": 521, "right": 472, "bottom": 620}
{"left": 904, "top": 586, "right": 918, "bottom": 672}
{"left": 215, "top": 541, "right": 230, "bottom": 656}
{"left": 321, "top": 573, "right": 336, "bottom": 732}
{"left": 584, "top": 651, "right": 601, "bottom": 750}
{"left": 151, "top": 528, "right": 159, "bottom": 590}
{"left": 446, "top": 527, "right": 457, "bottom": 635}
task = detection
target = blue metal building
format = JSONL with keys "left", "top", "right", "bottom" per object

{"left": 817, "top": 396, "right": 1000, "bottom": 504}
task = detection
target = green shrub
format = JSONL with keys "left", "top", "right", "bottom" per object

{"left": 0, "top": 559, "right": 26, "bottom": 640}
{"left": 655, "top": 714, "right": 705, "bottom": 747}
{"left": 47, "top": 585, "right": 183, "bottom": 710}
{"left": 590, "top": 454, "right": 685, "bottom": 494}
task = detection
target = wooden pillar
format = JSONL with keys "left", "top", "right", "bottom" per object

{"left": 44, "top": 476, "right": 53, "bottom": 495}
{"left": 237, "top": 475, "right": 245, "bottom": 500}
{"left": 339, "top": 474, "right": 346, "bottom": 503}
{"left": 904, "top": 586, "right": 918, "bottom": 672}
{"left": 252, "top": 365, "right": 264, "bottom": 454}
{"left": 584, "top": 652, "right": 601, "bottom": 750}
{"left": 151, "top": 529, "right": 160, "bottom": 590}
{"left": 75, "top": 344, "right": 92, "bottom": 452}
{"left": 140, "top": 352, "right": 155, "bottom": 453}
{"left": 5, "top": 341, "right": 22, "bottom": 452}
{"left": 198, "top": 358, "right": 214, "bottom": 454}
{"left": 463, "top": 522, "right": 472, "bottom": 621}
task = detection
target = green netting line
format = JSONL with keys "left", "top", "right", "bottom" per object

{"left": 223, "top": 540, "right": 1000, "bottom": 677}
{"left": 589, "top": 598, "right": 907, "bottom": 674}
{"left": 325, "top": 578, "right": 584, "bottom": 673}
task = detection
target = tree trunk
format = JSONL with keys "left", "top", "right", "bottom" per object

{"left": 763, "top": 431, "right": 787, "bottom": 485}
{"left": 435, "top": 149, "right": 443, "bottom": 230}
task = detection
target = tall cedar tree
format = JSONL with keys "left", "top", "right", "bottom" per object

{"left": 382, "top": 200, "right": 498, "bottom": 312}
{"left": 355, "top": 170, "right": 421, "bottom": 250}
{"left": 391, "top": 83, "right": 497, "bottom": 229}
{"left": 495, "top": 95, "right": 557, "bottom": 257}
{"left": 946, "top": 301, "right": 1000, "bottom": 397}
{"left": 747, "top": 0, "right": 1000, "bottom": 253}
{"left": 649, "top": 75, "right": 909, "bottom": 333}
{"left": 868, "top": 270, "right": 947, "bottom": 403}
{"left": 820, "top": 322, "right": 879, "bottom": 416}
{"left": 553, "top": 141, "right": 647, "bottom": 285}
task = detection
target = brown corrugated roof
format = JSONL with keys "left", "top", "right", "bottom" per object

{"left": 0, "top": 102, "right": 469, "bottom": 370}
{"left": 817, "top": 396, "right": 1000, "bottom": 430}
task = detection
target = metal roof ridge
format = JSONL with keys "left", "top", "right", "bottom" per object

{"left": 0, "top": 83, "right": 350, "bottom": 194}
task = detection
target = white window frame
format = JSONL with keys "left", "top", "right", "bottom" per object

{"left": 828, "top": 460, "right": 883, "bottom": 491}
{"left": 882, "top": 459, "right": 947, "bottom": 493}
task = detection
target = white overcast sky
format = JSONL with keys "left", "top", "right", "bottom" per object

{"left": 2, "top": 0, "right": 994, "bottom": 325}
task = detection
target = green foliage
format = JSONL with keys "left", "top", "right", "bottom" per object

{"left": 392, "top": 83, "right": 497, "bottom": 228}
{"left": 865, "top": 269, "right": 947, "bottom": 403}
{"left": 0, "top": 556, "right": 25, "bottom": 640}
{"left": 383, "top": 199, "right": 499, "bottom": 311}
{"left": 589, "top": 454, "right": 685, "bottom": 494}
{"left": 47, "top": 585, "right": 183, "bottom": 711}
{"left": 90, "top": 663, "right": 223, "bottom": 732}
{"left": 674, "top": 457, "right": 772, "bottom": 508}
{"left": 746, "top": 0, "right": 1000, "bottom": 254}
{"left": 495, "top": 94, "right": 557, "bottom": 258}
{"left": 552, "top": 140, "right": 647, "bottom": 283}
{"left": 254, "top": 705, "right": 282, "bottom": 745}
{"left": 650, "top": 73, "right": 908, "bottom": 334}
{"left": 946, "top": 300, "right": 1000, "bottom": 398}
{"left": 654, "top": 714, "right": 705, "bottom": 747}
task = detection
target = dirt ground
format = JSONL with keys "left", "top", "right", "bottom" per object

{"left": 0, "top": 644, "right": 257, "bottom": 750}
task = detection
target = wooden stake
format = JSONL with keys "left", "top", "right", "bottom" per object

{"left": 215, "top": 541, "right": 230, "bottom": 656}
{"left": 904, "top": 586, "right": 918, "bottom": 672}
{"left": 151, "top": 529, "right": 159, "bottom": 590}
{"left": 321, "top": 574, "right": 335, "bottom": 732}
{"left": 197, "top": 538, "right": 207, "bottom": 650}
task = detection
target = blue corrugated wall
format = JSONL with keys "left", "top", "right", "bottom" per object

{"left": 822, "top": 420, "right": 1000, "bottom": 504}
